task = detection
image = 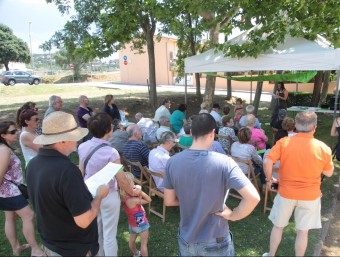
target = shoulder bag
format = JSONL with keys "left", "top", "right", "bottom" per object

{"left": 3, "top": 178, "right": 29, "bottom": 199}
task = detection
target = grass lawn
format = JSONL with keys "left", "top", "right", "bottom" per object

{"left": 0, "top": 84, "right": 338, "bottom": 256}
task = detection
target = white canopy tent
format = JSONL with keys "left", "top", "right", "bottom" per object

{"left": 184, "top": 29, "right": 340, "bottom": 114}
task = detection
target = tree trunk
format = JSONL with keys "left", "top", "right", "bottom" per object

{"left": 226, "top": 72, "right": 232, "bottom": 100}
{"left": 204, "top": 75, "right": 216, "bottom": 104}
{"left": 203, "top": 13, "right": 219, "bottom": 107}
{"left": 253, "top": 71, "right": 264, "bottom": 116}
{"left": 146, "top": 34, "right": 158, "bottom": 110}
{"left": 4, "top": 61, "right": 9, "bottom": 71}
{"left": 195, "top": 73, "right": 202, "bottom": 99}
{"left": 311, "top": 71, "right": 323, "bottom": 107}
{"left": 320, "top": 71, "right": 331, "bottom": 105}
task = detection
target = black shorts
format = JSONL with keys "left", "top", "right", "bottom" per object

{"left": 0, "top": 195, "right": 28, "bottom": 211}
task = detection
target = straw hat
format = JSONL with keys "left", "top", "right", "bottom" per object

{"left": 34, "top": 111, "right": 88, "bottom": 145}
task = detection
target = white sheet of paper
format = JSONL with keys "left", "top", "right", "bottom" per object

{"left": 271, "top": 93, "right": 278, "bottom": 99}
{"left": 85, "top": 162, "right": 123, "bottom": 196}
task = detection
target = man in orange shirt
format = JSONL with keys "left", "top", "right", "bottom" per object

{"left": 262, "top": 111, "right": 334, "bottom": 257}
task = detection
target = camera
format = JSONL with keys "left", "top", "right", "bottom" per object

{"left": 271, "top": 182, "right": 279, "bottom": 190}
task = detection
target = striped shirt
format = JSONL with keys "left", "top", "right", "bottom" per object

{"left": 122, "top": 140, "right": 150, "bottom": 177}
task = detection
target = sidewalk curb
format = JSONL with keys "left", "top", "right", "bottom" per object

{"left": 313, "top": 187, "right": 339, "bottom": 256}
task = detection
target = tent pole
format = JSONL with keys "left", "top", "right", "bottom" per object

{"left": 185, "top": 74, "right": 188, "bottom": 105}
{"left": 250, "top": 71, "right": 253, "bottom": 104}
{"left": 333, "top": 68, "right": 340, "bottom": 118}
{"left": 296, "top": 82, "right": 298, "bottom": 93}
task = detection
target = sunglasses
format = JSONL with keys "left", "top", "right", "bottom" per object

{"left": 7, "top": 129, "right": 17, "bottom": 135}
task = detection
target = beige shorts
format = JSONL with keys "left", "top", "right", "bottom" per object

{"left": 268, "top": 193, "right": 321, "bottom": 230}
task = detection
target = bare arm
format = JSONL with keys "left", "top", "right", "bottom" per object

{"left": 331, "top": 118, "right": 338, "bottom": 137}
{"left": 125, "top": 191, "right": 152, "bottom": 208}
{"left": 216, "top": 183, "right": 260, "bottom": 221}
{"left": 323, "top": 167, "right": 334, "bottom": 177}
{"left": 0, "top": 147, "right": 11, "bottom": 184}
{"left": 263, "top": 157, "right": 274, "bottom": 181}
{"left": 164, "top": 188, "right": 179, "bottom": 206}
{"left": 115, "top": 160, "right": 141, "bottom": 196}
{"left": 73, "top": 184, "right": 109, "bottom": 228}
{"left": 21, "top": 133, "right": 41, "bottom": 152}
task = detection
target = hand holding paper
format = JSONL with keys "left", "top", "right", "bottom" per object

{"left": 85, "top": 162, "right": 123, "bottom": 196}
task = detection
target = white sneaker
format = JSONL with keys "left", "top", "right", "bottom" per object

{"left": 133, "top": 250, "right": 141, "bottom": 257}
{"left": 262, "top": 253, "right": 269, "bottom": 257}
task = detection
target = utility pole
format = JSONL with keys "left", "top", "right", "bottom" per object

{"left": 29, "top": 22, "right": 34, "bottom": 72}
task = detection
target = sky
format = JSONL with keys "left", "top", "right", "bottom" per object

{"left": 0, "top": 0, "right": 74, "bottom": 54}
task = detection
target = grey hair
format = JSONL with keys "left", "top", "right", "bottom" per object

{"left": 79, "top": 95, "right": 87, "bottom": 103}
{"left": 135, "top": 112, "right": 143, "bottom": 121}
{"left": 295, "top": 111, "right": 317, "bottom": 133}
{"left": 49, "top": 95, "right": 59, "bottom": 107}
{"left": 246, "top": 105, "right": 255, "bottom": 113}
{"left": 126, "top": 124, "right": 139, "bottom": 138}
{"left": 159, "top": 131, "right": 176, "bottom": 144}
{"left": 244, "top": 114, "right": 256, "bottom": 127}
{"left": 159, "top": 115, "right": 169, "bottom": 125}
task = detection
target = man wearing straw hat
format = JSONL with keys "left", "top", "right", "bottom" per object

{"left": 26, "top": 111, "right": 110, "bottom": 256}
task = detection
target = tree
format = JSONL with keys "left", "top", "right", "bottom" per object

{"left": 0, "top": 24, "right": 30, "bottom": 70}
{"left": 164, "top": 0, "right": 340, "bottom": 108}
{"left": 39, "top": 40, "right": 53, "bottom": 73}
{"left": 47, "top": 0, "right": 163, "bottom": 109}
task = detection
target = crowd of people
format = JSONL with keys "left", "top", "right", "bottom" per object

{"left": 0, "top": 89, "right": 335, "bottom": 257}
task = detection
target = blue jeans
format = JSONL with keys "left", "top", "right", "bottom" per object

{"left": 178, "top": 231, "right": 234, "bottom": 256}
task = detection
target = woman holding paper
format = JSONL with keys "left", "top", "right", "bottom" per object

{"left": 78, "top": 112, "right": 141, "bottom": 257}
{"left": 276, "top": 82, "right": 288, "bottom": 110}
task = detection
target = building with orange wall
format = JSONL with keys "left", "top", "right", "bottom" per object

{"left": 119, "top": 37, "right": 336, "bottom": 94}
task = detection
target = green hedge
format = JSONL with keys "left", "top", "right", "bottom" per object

{"left": 288, "top": 93, "right": 335, "bottom": 107}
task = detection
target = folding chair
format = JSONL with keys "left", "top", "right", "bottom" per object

{"left": 120, "top": 156, "right": 148, "bottom": 188}
{"left": 143, "top": 166, "right": 167, "bottom": 222}
{"left": 263, "top": 171, "right": 278, "bottom": 213}
{"left": 229, "top": 156, "right": 261, "bottom": 199}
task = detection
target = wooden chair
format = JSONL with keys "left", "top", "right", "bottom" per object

{"left": 143, "top": 166, "right": 167, "bottom": 222}
{"left": 263, "top": 171, "right": 278, "bottom": 213}
{"left": 216, "top": 134, "right": 232, "bottom": 154}
{"left": 120, "top": 156, "right": 148, "bottom": 188}
{"left": 229, "top": 156, "right": 261, "bottom": 199}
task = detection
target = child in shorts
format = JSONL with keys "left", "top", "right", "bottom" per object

{"left": 120, "top": 172, "right": 151, "bottom": 257}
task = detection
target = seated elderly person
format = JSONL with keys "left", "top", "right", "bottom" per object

{"left": 282, "top": 117, "right": 296, "bottom": 137}
{"left": 239, "top": 104, "right": 261, "bottom": 128}
{"left": 231, "top": 126, "right": 266, "bottom": 186}
{"left": 135, "top": 112, "right": 159, "bottom": 143}
{"left": 154, "top": 98, "right": 171, "bottom": 123}
{"left": 109, "top": 119, "right": 128, "bottom": 153}
{"left": 122, "top": 124, "right": 150, "bottom": 178}
{"left": 179, "top": 123, "right": 193, "bottom": 147}
{"left": 218, "top": 115, "right": 238, "bottom": 152}
{"left": 148, "top": 131, "right": 176, "bottom": 192}
{"left": 245, "top": 114, "right": 268, "bottom": 150}
{"left": 156, "top": 115, "right": 171, "bottom": 140}
{"left": 44, "top": 95, "right": 63, "bottom": 118}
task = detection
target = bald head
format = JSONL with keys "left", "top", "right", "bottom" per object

{"left": 126, "top": 124, "right": 142, "bottom": 140}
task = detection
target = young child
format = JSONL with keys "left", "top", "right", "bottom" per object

{"left": 120, "top": 172, "right": 152, "bottom": 257}
{"left": 233, "top": 98, "right": 243, "bottom": 128}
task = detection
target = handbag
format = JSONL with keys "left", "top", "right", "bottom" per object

{"left": 3, "top": 178, "right": 29, "bottom": 199}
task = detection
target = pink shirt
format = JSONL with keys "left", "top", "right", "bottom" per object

{"left": 0, "top": 151, "right": 23, "bottom": 198}
{"left": 122, "top": 196, "right": 149, "bottom": 227}
{"left": 251, "top": 128, "right": 267, "bottom": 150}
